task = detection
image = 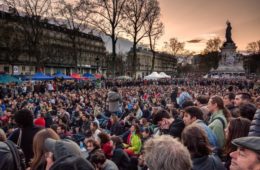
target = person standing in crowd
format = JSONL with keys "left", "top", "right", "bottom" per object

{"left": 177, "top": 87, "right": 192, "bottom": 108}
{"left": 223, "top": 117, "right": 251, "bottom": 169}
{"left": 223, "top": 93, "right": 237, "bottom": 117}
{"left": 8, "top": 109, "right": 42, "bottom": 167}
{"left": 183, "top": 106, "right": 218, "bottom": 148}
{"left": 234, "top": 92, "right": 251, "bottom": 107}
{"left": 229, "top": 136, "right": 260, "bottom": 170}
{"left": 207, "top": 96, "right": 230, "bottom": 149}
{"left": 144, "top": 135, "right": 192, "bottom": 170}
{"left": 239, "top": 103, "right": 257, "bottom": 121}
{"left": 107, "top": 87, "right": 122, "bottom": 116}
{"left": 182, "top": 124, "right": 225, "bottom": 170}
{"left": 194, "top": 95, "right": 210, "bottom": 123}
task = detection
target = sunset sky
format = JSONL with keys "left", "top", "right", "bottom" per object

{"left": 158, "top": 0, "right": 260, "bottom": 53}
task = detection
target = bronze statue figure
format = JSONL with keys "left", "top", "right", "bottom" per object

{"left": 225, "top": 21, "right": 233, "bottom": 43}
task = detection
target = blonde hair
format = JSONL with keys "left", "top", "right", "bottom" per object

{"left": 0, "top": 128, "right": 7, "bottom": 141}
{"left": 31, "top": 128, "right": 60, "bottom": 170}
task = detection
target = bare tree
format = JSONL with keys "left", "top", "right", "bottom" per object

{"left": 3, "top": 0, "right": 53, "bottom": 71}
{"left": 204, "top": 37, "right": 221, "bottom": 54}
{"left": 145, "top": 0, "right": 164, "bottom": 72}
{"left": 123, "top": 0, "right": 151, "bottom": 77}
{"left": 89, "top": 0, "right": 127, "bottom": 77}
{"left": 164, "top": 38, "right": 185, "bottom": 56}
{"left": 246, "top": 40, "right": 260, "bottom": 54}
{"left": 53, "top": 0, "right": 93, "bottom": 72}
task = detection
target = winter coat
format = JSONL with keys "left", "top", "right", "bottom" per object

{"left": 49, "top": 155, "right": 94, "bottom": 170}
{"left": 107, "top": 91, "right": 122, "bottom": 113}
{"left": 111, "top": 147, "right": 131, "bottom": 170}
{"left": 208, "top": 110, "right": 227, "bottom": 148}
{"left": 8, "top": 126, "right": 42, "bottom": 166}
{"left": 192, "top": 155, "right": 226, "bottom": 170}
{"left": 126, "top": 133, "right": 142, "bottom": 154}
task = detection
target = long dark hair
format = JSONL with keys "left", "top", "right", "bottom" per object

{"left": 182, "top": 124, "right": 212, "bottom": 158}
{"left": 211, "top": 96, "right": 231, "bottom": 122}
{"left": 224, "top": 117, "right": 251, "bottom": 155}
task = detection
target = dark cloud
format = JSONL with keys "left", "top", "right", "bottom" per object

{"left": 186, "top": 39, "right": 203, "bottom": 43}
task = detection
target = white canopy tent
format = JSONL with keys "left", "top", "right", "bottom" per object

{"left": 159, "top": 72, "right": 171, "bottom": 78}
{"left": 144, "top": 72, "right": 164, "bottom": 80}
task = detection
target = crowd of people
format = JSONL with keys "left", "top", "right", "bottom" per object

{"left": 0, "top": 77, "right": 260, "bottom": 170}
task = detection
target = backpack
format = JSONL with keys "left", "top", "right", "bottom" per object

{"left": 4, "top": 140, "right": 26, "bottom": 170}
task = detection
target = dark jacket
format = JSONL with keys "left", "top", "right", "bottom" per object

{"left": 162, "top": 116, "right": 185, "bottom": 138}
{"left": 110, "top": 122, "right": 124, "bottom": 136}
{"left": 248, "top": 109, "right": 260, "bottom": 136}
{"left": 0, "top": 142, "right": 15, "bottom": 170}
{"left": 8, "top": 126, "right": 42, "bottom": 166}
{"left": 192, "top": 155, "right": 226, "bottom": 170}
{"left": 111, "top": 147, "right": 131, "bottom": 170}
{"left": 49, "top": 155, "right": 94, "bottom": 170}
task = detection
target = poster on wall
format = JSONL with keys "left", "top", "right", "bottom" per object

{"left": 13, "top": 66, "right": 19, "bottom": 75}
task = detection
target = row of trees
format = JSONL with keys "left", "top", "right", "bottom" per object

{"left": 2, "top": 0, "right": 164, "bottom": 77}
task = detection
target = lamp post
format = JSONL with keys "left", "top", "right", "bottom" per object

{"left": 95, "top": 56, "right": 100, "bottom": 73}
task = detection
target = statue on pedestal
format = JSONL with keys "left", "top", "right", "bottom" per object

{"left": 225, "top": 21, "right": 233, "bottom": 43}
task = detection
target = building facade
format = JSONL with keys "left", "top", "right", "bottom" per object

{"left": 126, "top": 47, "right": 177, "bottom": 78}
{"left": 0, "top": 10, "right": 106, "bottom": 75}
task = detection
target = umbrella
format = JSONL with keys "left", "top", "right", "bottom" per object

{"left": 32, "top": 72, "right": 54, "bottom": 80}
{"left": 0, "top": 74, "right": 22, "bottom": 84}
{"left": 83, "top": 73, "right": 95, "bottom": 79}
{"left": 54, "top": 73, "right": 72, "bottom": 80}
{"left": 95, "top": 74, "right": 102, "bottom": 79}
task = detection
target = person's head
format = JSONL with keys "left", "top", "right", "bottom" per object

{"left": 0, "top": 128, "right": 7, "bottom": 142}
{"left": 97, "top": 132, "right": 110, "bottom": 145}
{"left": 144, "top": 135, "right": 192, "bottom": 170}
{"left": 90, "top": 121, "right": 99, "bottom": 131}
{"left": 110, "top": 114, "right": 118, "bottom": 125}
{"left": 224, "top": 117, "right": 251, "bottom": 155}
{"left": 183, "top": 106, "right": 204, "bottom": 126}
{"left": 31, "top": 128, "right": 60, "bottom": 170}
{"left": 239, "top": 103, "right": 257, "bottom": 121}
{"left": 89, "top": 150, "right": 107, "bottom": 169}
{"left": 84, "top": 138, "right": 100, "bottom": 152}
{"left": 208, "top": 96, "right": 231, "bottom": 120}
{"left": 223, "top": 92, "right": 235, "bottom": 106}
{"left": 235, "top": 93, "right": 251, "bottom": 107}
{"left": 110, "top": 136, "right": 123, "bottom": 149}
{"left": 57, "top": 124, "right": 66, "bottom": 134}
{"left": 141, "top": 127, "right": 152, "bottom": 139}
{"left": 130, "top": 123, "right": 141, "bottom": 135}
{"left": 182, "top": 124, "right": 212, "bottom": 158}
{"left": 111, "top": 86, "right": 118, "bottom": 93}
{"left": 14, "top": 109, "right": 34, "bottom": 128}
{"left": 152, "top": 109, "right": 171, "bottom": 129}
{"left": 182, "top": 100, "right": 194, "bottom": 109}
{"left": 230, "top": 136, "right": 260, "bottom": 170}
{"left": 195, "top": 95, "right": 209, "bottom": 107}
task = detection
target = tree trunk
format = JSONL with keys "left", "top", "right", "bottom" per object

{"left": 112, "top": 36, "right": 117, "bottom": 78}
{"left": 132, "top": 42, "right": 137, "bottom": 78}
{"left": 150, "top": 50, "right": 156, "bottom": 72}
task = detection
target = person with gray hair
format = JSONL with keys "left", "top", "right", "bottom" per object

{"left": 144, "top": 135, "right": 192, "bottom": 170}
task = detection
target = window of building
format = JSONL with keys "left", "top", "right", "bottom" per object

{"left": 4, "top": 66, "right": 9, "bottom": 73}
{"left": 22, "top": 66, "right": 25, "bottom": 71}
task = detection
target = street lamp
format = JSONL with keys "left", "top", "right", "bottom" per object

{"left": 95, "top": 56, "right": 100, "bottom": 73}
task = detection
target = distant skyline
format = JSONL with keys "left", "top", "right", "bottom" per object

{"left": 158, "top": 0, "right": 260, "bottom": 53}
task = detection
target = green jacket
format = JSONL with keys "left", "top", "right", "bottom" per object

{"left": 208, "top": 110, "right": 227, "bottom": 148}
{"left": 128, "top": 133, "right": 142, "bottom": 154}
